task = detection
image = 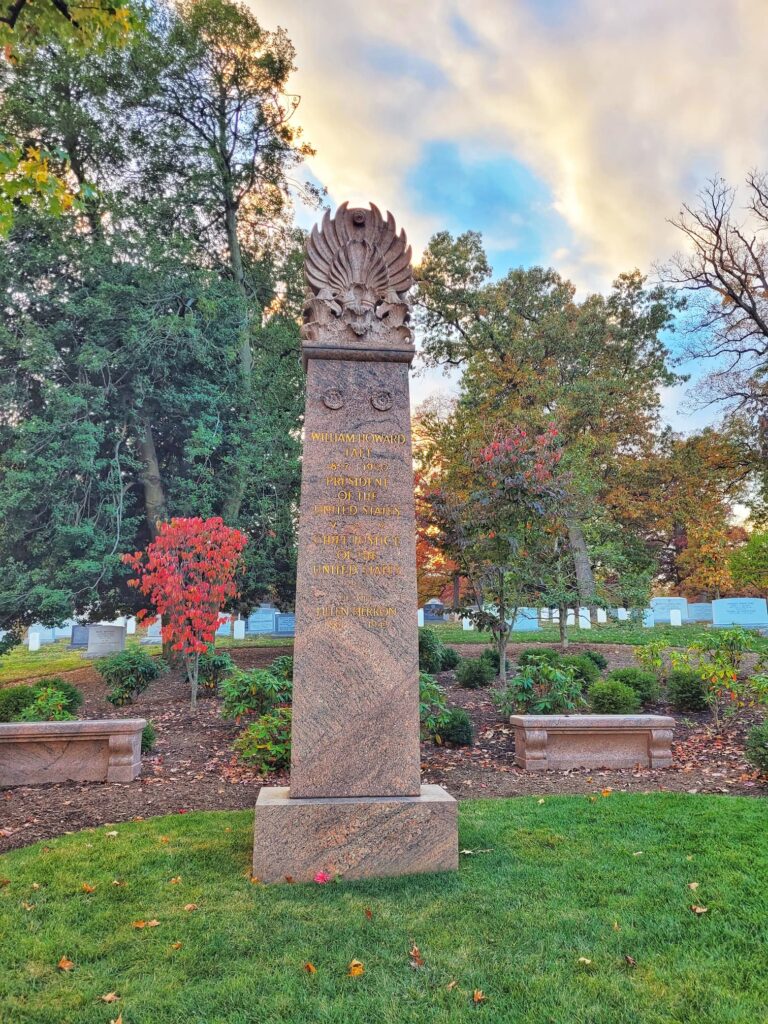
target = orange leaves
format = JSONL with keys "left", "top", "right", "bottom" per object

{"left": 81, "top": 883, "right": 96, "bottom": 894}
{"left": 170, "top": 941, "right": 183, "bottom": 950}
{"left": 132, "top": 919, "right": 160, "bottom": 929}
{"left": 183, "top": 903, "right": 198, "bottom": 912}
{"left": 347, "top": 960, "right": 365, "bottom": 977}
{"left": 169, "top": 876, "right": 182, "bottom": 885}
{"left": 363, "top": 907, "right": 373, "bottom": 921}
{"left": 57, "top": 956, "right": 75, "bottom": 971}
{"left": 100, "top": 992, "right": 120, "bottom": 1003}
{"left": 688, "top": 881, "right": 700, "bottom": 891}
{"left": 303, "top": 962, "right": 317, "bottom": 975}
{"left": 409, "top": 944, "right": 425, "bottom": 969}
{"left": 691, "top": 905, "right": 709, "bottom": 915}
{"left": 473, "top": 989, "right": 487, "bottom": 1004}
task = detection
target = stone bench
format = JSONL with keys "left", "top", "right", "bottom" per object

{"left": 509, "top": 714, "right": 675, "bottom": 771}
{"left": 0, "top": 719, "right": 146, "bottom": 787}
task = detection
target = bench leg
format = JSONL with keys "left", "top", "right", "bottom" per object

{"left": 107, "top": 733, "right": 142, "bottom": 782}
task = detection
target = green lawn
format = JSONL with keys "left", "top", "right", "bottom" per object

{"left": 0, "top": 634, "right": 292, "bottom": 686}
{"left": 1, "top": 795, "right": 766, "bottom": 1023}
{"left": 430, "top": 621, "right": 768, "bottom": 652}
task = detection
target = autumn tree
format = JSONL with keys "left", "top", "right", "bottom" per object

{"left": 414, "top": 232, "right": 682, "bottom": 603}
{"left": 124, "top": 517, "right": 248, "bottom": 710}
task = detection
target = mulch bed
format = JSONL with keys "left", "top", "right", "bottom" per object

{"left": 1, "top": 642, "right": 765, "bottom": 854}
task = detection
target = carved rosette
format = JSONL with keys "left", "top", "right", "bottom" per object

{"left": 302, "top": 203, "right": 414, "bottom": 349}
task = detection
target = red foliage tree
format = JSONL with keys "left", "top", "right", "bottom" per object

{"left": 123, "top": 517, "right": 248, "bottom": 709}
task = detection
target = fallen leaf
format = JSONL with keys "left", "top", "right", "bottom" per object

{"left": 577, "top": 957, "right": 592, "bottom": 965}
{"left": 446, "top": 979, "right": 458, "bottom": 992}
{"left": 409, "top": 944, "right": 425, "bottom": 969}
{"left": 537, "top": 798, "right": 545, "bottom": 805}
{"left": 0, "top": 879, "right": 9, "bottom": 887}
{"left": 81, "top": 883, "right": 96, "bottom": 894}
{"left": 159, "top": 836, "right": 170, "bottom": 844}
{"left": 57, "top": 956, "right": 75, "bottom": 971}
{"left": 304, "top": 962, "right": 317, "bottom": 974}
{"left": 133, "top": 919, "right": 160, "bottom": 929}
{"left": 314, "top": 871, "right": 332, "bottom": 884}
{"left": 105, "top": 831, "right": 118, "bottom": 838}
{"left": 632, "top": 851, "right": 644, "bottom": 857}
{"left": 31, "top": 883, "right": 40, "bottom": 890}
{"left": 110, "top": 1015, "right": 122, "bottom": 1024}
{"left": 473, "top": 989, "right": 487, "bottom": 1003}
{"left": 688, "top": 882, "right": 700, "bottom": 891}
{"left": 364, "top": 908, "right": 373, "bottom": 921}
{"left": 601, "top": 788, "right": 613, "bottom": 797}
{"left": 169, "top": 877, "right": 182, "bottom": 885}
{"left": 21, "top": 901, "right": 35, "bottom": 911}
{"left": 690, "top": 905, "right": 709, "bottom": 915}
{"left": 111, "top": 880, "right": 125, "bottom": 887}
{"left": 100, "top": 993, "right": 120, "bottom": 1003}
{"left": 625, "top": 955, "right": 638, "bottom": 968}
{"left": 612, "top": 921, "right": 621, "bottom": 931}
{"left": 284, "top": 875, "right": 295, "bottom": 884}
{"left": 170, "top": 942, "right": 183, "bottom": 950}
{"left": 347, "top": 959, "right": 364, "bottom": 977}
{"left": 184, "top": 903, "right": 197, "bottom": 912}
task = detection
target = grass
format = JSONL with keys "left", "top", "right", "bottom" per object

{"left": 429, "top": 621, "right": 768, "bottom": 653}
{"left": 0, "top": 634, "right": 292, "bottom": 686}
{"left": 1, "top": 795, "right": 767, "bottom": 1023}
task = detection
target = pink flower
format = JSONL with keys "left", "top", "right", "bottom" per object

{"left": 314, "top": 871, "right": 332, "bottom": 884}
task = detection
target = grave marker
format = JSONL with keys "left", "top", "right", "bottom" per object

{"left": 86, "top": 624, "right": 126, "bottom": 659}
{"left": 712, "top": 597, "right": 768, "bottom": 628}
{"left": 253, "top": 204, "right": 457, "bottom": 881}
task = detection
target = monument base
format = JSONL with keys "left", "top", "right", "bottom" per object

{"left": 252, "top": 784, "right": 458, "bottom": 883}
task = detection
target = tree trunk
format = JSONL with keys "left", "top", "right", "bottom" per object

{"left": 566, "top": 517, "right": 596, "bottom": 603}
{"left": 452, "top": 573, "right": 460, "bottom": 610}
{"left": 138, "top": 415, "right": 167, "bottom": 539}
{"left": 559, "top": 604, "right": 569, "bottom": 650}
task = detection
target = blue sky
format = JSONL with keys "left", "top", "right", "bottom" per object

{"left": 264, "top": 0, "right": 768, "bottom": 431}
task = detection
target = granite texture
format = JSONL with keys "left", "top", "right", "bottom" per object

{"left": 510, "top": 714, "right": 675, "bottom": 771}
{"left": 252, "top": 785, "right": 458, "bottom": 883}
{"left": 0, "top": 719, "right": 146, "bottom": 786}
{"left": 255, "top": 203, "right": 457, "bottom": 882}
{"left": 86, "top": 624, "right": 126, "bottom": 659}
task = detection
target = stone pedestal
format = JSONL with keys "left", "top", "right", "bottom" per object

{"left": 253, "top": 204, "right": 457, "bottom": 882}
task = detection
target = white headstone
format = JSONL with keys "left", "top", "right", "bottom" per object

{"left": 566, "top": 609, "right": 575, "bottom": 626}
{"left": 551, "top": 608, "right": 560, "bottom": 622}
{"left": 233, "top": 619, "right": 246, "bottom": 640}
{"left": 578, "top": 608, "right": 592, "bottom": 629}
{"left": 417, "top": 608, "right": 425, "bottom": 627}
{"left": 617, "top": 607, "right": 629, "bottom": 621}
{"left": 28, "top": 632, "right": 40, "bottom": 652}
{"left": 126, "top": 616, "right": 137, "bottom": 635}
{"left": 669, "top": 608, "right": 682, "bottom": 627}
{"left": 541, "top": 608, "right": 550, "bottom": 620}
{"left": 462, "top": 617, "right": 473, "bottom": 631}
{"left": 642, "top": 608, "right": 654, "bottom": 628}
{"left": 596, "top": 608, "right": 607, "bottom": 624}
{"left": 86, "top": 624, "right": 126, "bottom": 658}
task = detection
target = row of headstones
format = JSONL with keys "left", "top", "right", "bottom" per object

{"left": 418, "top": 595, "right": 768, "bottom": 631}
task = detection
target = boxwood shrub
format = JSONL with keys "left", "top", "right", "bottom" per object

{"left": 587, "top": 679, "right": 640, "bottom": 714}
{"left": 456, "top": 657, "right": 495, "bottom": 689}
{"left": 606, "top": 668, "right": 659, "bottom": 705}
{"left": 667, "top": 670, "right": 709, "bottom": 712}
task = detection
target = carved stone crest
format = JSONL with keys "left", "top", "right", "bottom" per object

{"left": 302, "top": 203, "right": 413, "bottom": 345}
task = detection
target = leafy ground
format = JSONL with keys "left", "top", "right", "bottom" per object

{"left": 2, "top": 642, "right": 766, "bottom": 853}
{"left": 1, "top": 795, "right": 766, "bottom": 1024}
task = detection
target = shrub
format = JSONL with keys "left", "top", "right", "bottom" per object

{"left": 667, "top": 670, "right": 708, "bottom": 712}
{"left": 587, "top": 680, "right": 640, "bottom": 714}
{"left": 492, "top": 659, "right": 584, "bottom": 716}
{"left": 0, "top": 685, "right": 36, "bottom": 722}
{"left": 39, "top": 677, "right": 83, "bottom": 714}
{"left": 198, "top": 649, "right": 235, "bottom": 695}
{"left": 480, "top": 647, "right": 512, "bottom": 674}
{"left": 583, "top": 649, "right": 608, "bottom": 671}
{"left": 606, "top": 668, "right": 659, "bottom": 705}
{"left": 418, "top": 628, "right": 444, "bottom": 674}
{"left": 419, "top": 672, "right": 450, "bottom": 738}
{"left": 14, "top": 686, "right": 76, "bottom": 721}
{"left": 220, "top": 669, "right": 291, "bottom": 721}
{"left": 745, "top": 721, "right": 768, "bottom": 774}
{"left": 98, "top": 649, "right": 166, "bottom": 706}
{"left": 560, "top": 654, "right": 600, "bottom": 688}
{"left": 269, "top": 655, "right": 294, "bottom": 681}
{"left": 516, "top": 647, "right": 562, "bottom": 669}
{"left": 440, "top": 646, "right": 460, "bottom": 671}
{"left": 234, "top": 706, "right": 292, "bottom": 773}
{"left": 141, "top": 721, "right": 157, "bottom": 753}
{"left": 437, "top": 708, "right": 473, "bottom": 746}
{"left": 456, "top": 657, "right": 495, "bottom": 689}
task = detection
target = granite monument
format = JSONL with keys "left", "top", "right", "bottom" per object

{"left": 252, "top": 204, "right": 458, "bottom": 882}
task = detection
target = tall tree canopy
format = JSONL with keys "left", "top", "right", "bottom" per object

{"left": 414, "top": 232, "right": 683, "bottom": 604}
{"left": 0, "top": 0, "right": 318, "bottom": 633}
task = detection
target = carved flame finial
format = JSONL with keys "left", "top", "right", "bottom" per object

{"left": 302, "top": 203, "right": 413, "bottom": 343}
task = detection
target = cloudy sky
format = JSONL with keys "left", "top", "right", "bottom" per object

{"left": 257, "top": 0, "right": 768, "bottom": 427}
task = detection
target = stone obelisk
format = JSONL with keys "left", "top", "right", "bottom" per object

{"left": 252, "top": 203, "right": 458, "bottom": 882}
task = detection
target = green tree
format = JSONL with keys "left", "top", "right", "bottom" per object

{"left": 731, "top": 531, "right": 768, "bottom": 594}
